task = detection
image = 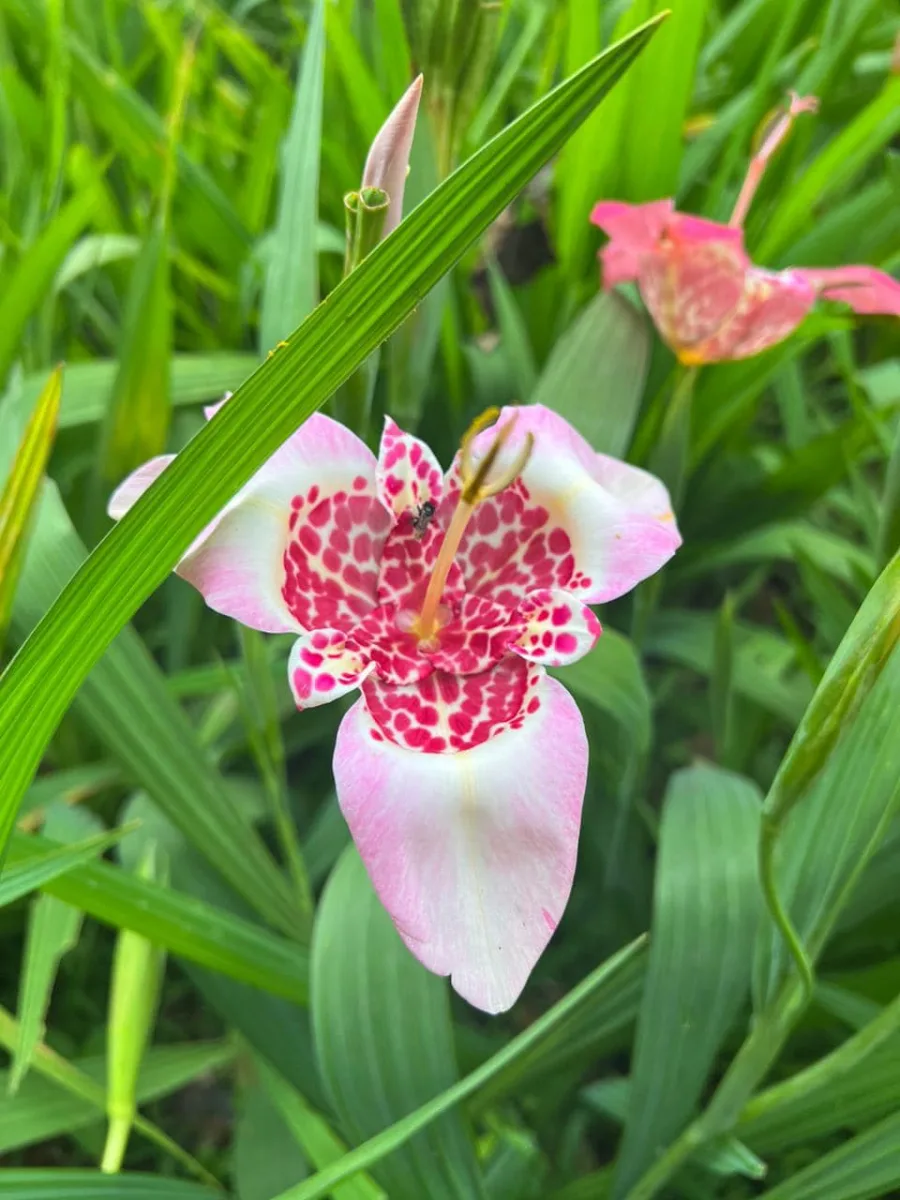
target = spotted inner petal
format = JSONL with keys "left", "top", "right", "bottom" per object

{"left": 283, "top": 480, "right": 392, "bottom": 631}
{"left": 376, "top": 514, "right": 465, "bottom": 610}
{"left": 512, "top": 588, "right": 602, "bottom": 667}
{"left": 444, "top": 477, "right": 589, "bottom": 609}
{"left": 361, "top": 655, "right": 541, "bottom": 754}
{"left": 426, "top": 594, "right": 521, "bottom": 676}
{"left": 288, "top": 629, "right": 372, "bottom": 709}
{"left": 377, "top": 417, "right": 444, "bottom": 518}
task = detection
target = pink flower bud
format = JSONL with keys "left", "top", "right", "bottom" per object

{"left": 362, "top": 75, "right": 423, "bottom": 237}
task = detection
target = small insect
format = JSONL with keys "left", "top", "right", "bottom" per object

{"left": 412, "top": 500, "right": 436, "bottom": 540}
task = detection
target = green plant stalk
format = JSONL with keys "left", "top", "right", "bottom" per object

{"left": 625, "top": 557, "right": 900, "bottom": 1199}
{"left": 333, "top": 187, "right": 389, "bottom": 440}
{"left": 877, "top": 416, "right": 900, "bottom": 569}
{"left": 236, "top": 629, "right": 313, "bottom": 931}
{"left": 102, "top": 843, "right": 167, "bottom": 1173}
{"left": 739, "top": 987, "right": 900, "bottom": 1127}
{"left": 0, "top": 1006, "right": 223, "bottom": 1188}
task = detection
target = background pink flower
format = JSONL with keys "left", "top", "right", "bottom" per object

{"left": 591, "top": 93, "right": 900, "bottom": 364}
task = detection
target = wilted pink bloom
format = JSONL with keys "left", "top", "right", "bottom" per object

{"left": 110, "top": 404, "right": 680, "bottom": 1012}
{"left": 591, "top": 93, "right": 900, "bottom": 364}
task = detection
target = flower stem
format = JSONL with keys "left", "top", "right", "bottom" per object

{"left": 729, "top": 92, "right": 818, "bottom": 227}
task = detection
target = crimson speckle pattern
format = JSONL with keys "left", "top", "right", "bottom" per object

{"left": 362, "top": 656, "right": 540, "bottom": 753}
{"left": 282, "top": 421, "right": 601, "bottom": 754}
{"left": 377, "top": 417, "right": 444, "bottom": 517}
{"left": 290, "top": 628, "right": 368, "bottom": 704}
{"left": 282, "top": 483, "right": 391, "bottom": 631}
{"left": 444, "top": 478, "right": 594, "bottom": 609}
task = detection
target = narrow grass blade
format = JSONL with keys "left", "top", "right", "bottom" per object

{"left": 6, "top": 832, "right": 309, "bottom": 1003}
{"left": 611, "top": 764, "right": 763, "bottom": 1198}
{"left": 19, "top": 355, "right": 258, "bottom": 430}
{"left": 102, "top": 844, "right": 167, "bottom": 1173}
{"left": 758, "top": 1109, "right": 900, "bottom": 1199}
{"left": 0, "top": 367, "right": 61, "bottom": 653}
{"left": 0, "top": 1013, "right": 231, "bottom": 1181}
{"left": 0, "top": 15, "right": 666, "bottom": 849}
{"left": 619, "top": 0, "right": 710, "bottom": 201}
{"left": 754, "top": 551, "right": 900, "bottom": 1008}
{"left": 233, "top": 1072, "right": 310, "bottom": 1198}
{"left": 98, "top": 223, "right": 172, "bottom": 483}
{"left": 529, "top": 291, "right": 650, "bottom": 458}
{"left": 9, "top": 805, "right": 99, "bottom": 1095}
{"left": 255, "top": 1054, "right": 385, "bottom": 1200}
{"left": 0, "top": 1171, "right": 218, "bottom": 1198}
{"left": 259, "top": 0, "right": 325, "bottom": 351}
{"left": 270, "top": 937, "right": 647, "bottom": 1200}
{"left": 0, "top": 825, "right": 128, "bottom": 908}
{"left": 312, "top": 847, "right": 485, "bottom": 1199}
{"left": 0, "top": 191, "right": 96, "bottom": 385}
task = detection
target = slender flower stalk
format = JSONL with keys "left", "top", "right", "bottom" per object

{"left": 728, "top": 92, "right": 818, "bottom": 228}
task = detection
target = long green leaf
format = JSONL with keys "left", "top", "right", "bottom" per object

{"left": 0, "top": 1172, "right": 218, "bottom": 1198}
{"left": 0, "top": 825, "right": 127, "bottom": 908}
{"left": 754, "top": 551, "right": 900, "bottom": 1007}
{"left": 0, "top": 16, "right": 665, "bottom": 855}
{"left": 312, "top": 847, "right": 484, "bottom": 1199}
{"left": 611, "top": 763, "right": 762, "bottom": 1198}
{"left": 9, "top": 805, "right": 96, "bottom": 1094}
{"left": 758, "top": 1109, "right": 900, "bottom": 1199}
{"left": 0, "top": 367, "right": 61, "bottom": 652}
{"left": 529, "top": 291, "right": 650, "bottom": 459}
{"left": 19, "top": 355, "right": 258, "bottom": 429}
{"left": 272, "top": 937, "right": 647, "bottom": 1200}
{"left": 260, "top": 0, "right": 325, "bottom": 351}
{"left": 6, "top": 832, "right": 309, "bottom": 1003}
{"left": 0, "top": 192, "right": 97, "bottom": 385}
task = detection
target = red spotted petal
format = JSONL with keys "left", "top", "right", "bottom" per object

{"left": 446, "top": 406, "right": 681, "bottom": 607}
{"left": 512, "top": 588, "right": 601, "bottom": 667}
{"left": 685, "top": 268, "right": 815, "bottom": 363}
{"left": 375, "top": 515, "right": 465, "bottom": 611}
{"left": 288, "top": 629, "right": 372, "bottom": 709}
{"left": 426, "top": 594, "right": 520, "bottom": 676}
{"left": 360, "top": 654, "right": 540, "bottom": 755}
{"left": 377, "top": 416, "right": 444, "bottom": 518}
{"left": 350, "top": 603, "right": 434, "bottom": 686}
{"left": 283, "top": 485, "right": 392, "bottom": 632}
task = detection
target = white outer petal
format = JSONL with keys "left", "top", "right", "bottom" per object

{"left": 333, "top": 674, "right": 588, "bottom": 1013}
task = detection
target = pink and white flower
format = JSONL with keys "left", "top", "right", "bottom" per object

{"left": 110, "top": 404, "right": 680, "bottom": 1012}
{"left": 591, "top": 93, "right": 900, "bottom": 364}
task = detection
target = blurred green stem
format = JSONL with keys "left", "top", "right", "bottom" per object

{"left": 331, "top": 188, "right": 389, "bottom": 440}
{"left": 877, "top": 416, "right": 900, "bottom": 569}
{"left": 238, "top": 629, "right": 313, "bottom": 935}
{"left": 631, "top": 366, "right": 697, "bottom": 648}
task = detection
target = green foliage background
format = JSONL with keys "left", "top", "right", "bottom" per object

{"left": 1, "top": 1, "right": 900, "bottom": 1198}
